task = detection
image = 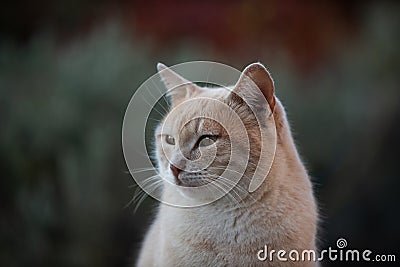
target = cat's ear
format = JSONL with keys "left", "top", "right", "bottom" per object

{"left": 157, "top": 63, "right": 198, "bottom": 106}
{"left": 229, "top": 62, "right": 275, "bottom": 114}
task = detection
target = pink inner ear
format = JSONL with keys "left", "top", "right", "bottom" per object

{"left": 167, "top": 83, "right": 198, "bottom": 107}
{"left": 233, "top": 63, "right": 276, "bottom": 113}
{"left": 244, "top": 64, "right": 275, "bottom": 112}
{"left": 157, "top": 63, "right": 198, "bottom": 106}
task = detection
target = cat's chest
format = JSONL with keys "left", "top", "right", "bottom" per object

{"left": 162, "top": 206, "right": 269, "bottom": 247}
{"left": 158, "top": 208, "right": 272, "bottom": 266}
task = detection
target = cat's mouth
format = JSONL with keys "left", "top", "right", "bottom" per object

{"left": 175, "top": 171, "right": 212, "bottom": 187}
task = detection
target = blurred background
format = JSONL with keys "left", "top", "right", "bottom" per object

{"left": 1, "top": 1, "right": 399, "bottom": 266}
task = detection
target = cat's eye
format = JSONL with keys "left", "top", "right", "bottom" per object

{"left": 198, "top": 135, "right": 218, "bottom": 147}
{"left": 165, "top": 135, "right": 175, "bottom": 145}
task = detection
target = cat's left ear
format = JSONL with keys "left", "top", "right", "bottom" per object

{"left": 157, "top": 63, "right": 198, "bottom": 106}
{"left": 229, "top": 62, "right": 276, "bottom": 114}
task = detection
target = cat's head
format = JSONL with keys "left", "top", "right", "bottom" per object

{"left": 155, "top": 63, "right": 277, "bottom": 204}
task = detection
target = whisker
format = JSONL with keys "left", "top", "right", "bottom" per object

{"left": 208, "top": 166, "right": 254, "bottom": 181}
{"left": 216, "top": 176, "right": 249, "bottom": 200}
{"left": 150, "top": 79, "right": 166, "bottom": 98}
{"left": 142, "top": 93, "right": 166, "bottom": 118}
{"left": 146, "top": 83, "right": 169, "bottom": 114}
{"left": 126, "top": 167, "right": 157, "bottom": 174}
{"left": 133, "top": 180, "right": 163, "bottom": 213}
{"left": 147, "top": 117, "right": 162, "bottom": 123}
{"left": 204, "top": 177, "right": 240, "bottom": 205}
{"left": 125, "top": 174, "right": 163, "bottom": 212}
{"left": 213, "top": 174, "right": 260, "bottom": 204}
{"left": 214, "top": 178, "right": 243, "bottom": 204}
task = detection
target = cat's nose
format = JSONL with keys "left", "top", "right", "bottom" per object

{"left": 170, "top": 164, "right": 182, "bottom": 179}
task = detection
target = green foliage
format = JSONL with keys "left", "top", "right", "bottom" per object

{"left": 0, "top": 24, "right": 155, "bottom": 267}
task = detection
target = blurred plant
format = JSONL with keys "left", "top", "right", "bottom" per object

{"left": 0, "top": 22, "right": 156, "bottom": 267}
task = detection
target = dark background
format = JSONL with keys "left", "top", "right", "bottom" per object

{"left": 1, "top": 1, "right": 399, "bottom": 266}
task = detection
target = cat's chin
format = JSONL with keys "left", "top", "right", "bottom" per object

{"left": 163, "top": 179, "right": 224, "bottom": 204}
{"left": 175, "top": 175, "right": 212, "bottom": 188}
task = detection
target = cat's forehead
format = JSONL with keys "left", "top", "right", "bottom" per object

{"left": 159, "top": 87, "right": 230, "bottom": 135}
{"left": 196, "top": 86, "right": 231, "bottom": 99}
{"left": 164, "top": 101, "right": 222, "bottom": 130}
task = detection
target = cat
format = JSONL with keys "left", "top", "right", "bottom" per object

{"left": 136, "top": 62, "right": 318, "bottom": 266}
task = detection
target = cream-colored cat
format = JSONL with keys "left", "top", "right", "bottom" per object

{"left": 136, "top": 63, "right": 318, "bottom": 266}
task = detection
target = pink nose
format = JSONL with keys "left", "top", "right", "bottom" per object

{"left": 170, "top": 164, "right": 182, "bottom": 178}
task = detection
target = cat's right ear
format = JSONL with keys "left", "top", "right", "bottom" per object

{"left": 157, "top": 63, "right": 198, "bottom": 107}
{"left": 228, "top": 63, "right": 276, "bottom": 115}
